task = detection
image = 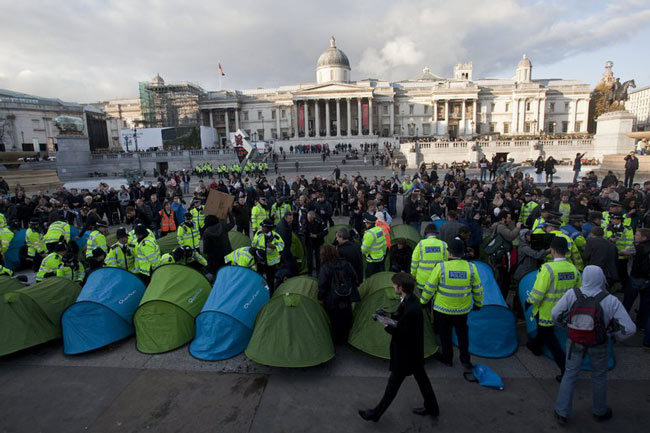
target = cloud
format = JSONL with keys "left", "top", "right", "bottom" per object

{"left": 0, "top": 0, "right": 648, "bottom": 102}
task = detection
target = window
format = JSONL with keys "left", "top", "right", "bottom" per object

{"left": 32, "top": 119, "right": 41, "bottom": 129}
{"left": 383, "top": 105, "right": 388, "bottom": 114}
{"left": 424, "top": 105, "right": 429, "bottom": 114}
{"left": 257, "top": 129, "right": 264, "bottom": 140}
{"left": 243, "top": 111, "right": 249, "bottom": 121}
{"left": 422, "top": 123, "right": 430, "bottom": 135}
{"left": 218, "top": 113, "right": 225, "bottom": 122}
{"left": 257, "top": 111, "right": 263, "bottom": 120}
{"left": 490, "top": 103, "right": 495, "bottom": 112}
{"left": 409, "top": 104, "right": 414, "bottom": 114}
{"left": 548, "top": 122, "right": 556, "bottom": 133}
{"left": 526, "top": 102, "right": 531, "bottom": 111}
{"left": 281, "top": 109, "right": 286, "bottom": 119}
{"left": 575, "top": 121, "right": 582, "bottom": 132}
{"left": 489, "top": 122, "right": 496, "bottom": 133}
{"left": 524, "top": 122, "right": 531, "bottom": 133}
{"left": 562, "top": 121, "right": 569, "bottom": 133}
{"left": 564, "top": 102, "right": 570, "bottom": 112}
{"left": 505, "top": 103, "right": 510, "bottom": 112}
{"left": 503, "top": 122, "right": 510, "bottom": 134}
{"left": 549, "top": 102, "right": 555, "bottom": 112}
{"left": 271, "top": 110, "right": 276, "bottom": 120}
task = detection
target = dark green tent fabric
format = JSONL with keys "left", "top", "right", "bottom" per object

{"left": 324, "top": 224, "right": 350, "bottom": 244}
{"left": 0, "top": 277, "right": 82, "bottom": 357}
{"left": 156, "top": 232, "right": 179, "bottom": 254}
{"left": 390, "top": 224, "right": 422, "bottom": 248}
{"left": 228, "top": 230, "right": 251, "bottom": 250}
{"left": 290, "top": 232, "right": 307, "bottom": 274}
{"left": 133, "top": 264, "right": 212, "bottom": 354}
{"left": 0, "top": 276, "right": 25, "bottom": 296}
{"left": 245, "top": 276, "right": 334, "bottom": 367}
{"left": 348, "top": 271, "right": 438, "bottom": 359}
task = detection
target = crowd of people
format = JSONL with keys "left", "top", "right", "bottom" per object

{"left": 0, "top": 149, "right": 646, "bottom": 426}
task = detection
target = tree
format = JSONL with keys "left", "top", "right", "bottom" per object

{"left": 588, "top": 82, "right": 625, "bottom": 133}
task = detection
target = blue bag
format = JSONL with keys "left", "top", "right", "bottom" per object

{"left": 463, "top": 364, "right": 504, "bottom": 390}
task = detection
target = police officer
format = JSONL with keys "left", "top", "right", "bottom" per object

{"left": 251, "top": 196, "right": 269, "bottom": 233}
{"left": 177, "top": 213, "right": 207, "bottom": 267}
{"left": 526, "top": 236, "right": 580, "bottom": 382}
{"left": 225, "top": 246, "right": 258, "bottom": 271}
{"left": 24, "top": 218, "right": 44, "bottom": 270}
{"left": 36, "top": 242, "right": 67, "bottom": 282}
{"left": 105, "top": 228, "right": 135, "bottom": 271}
{"left": 535, "top": 214, "right": 584, "bottom": 271}
{"left": 561, "top": 214, "right": 587, "bottom": 256}
{"left": 252, "top": 218, "right": 284, "bottom": 294}
{"left": 189, "top": 198, "right": 206, "bottom": 233}
{"left": 361, "top": 213, "right": 387, "bottom": 278}
{"left": 85, "top": 221, "right": 108, "bottom": 259}
{"left": 531, "top": 202, "right": 551, "bottom": 231}
{"left": 601, "top": 202, "right": 631, "bottom": 228}
{"left": 0, "top": 219, "right": 17, "bottom": 255}
{"left": 133, "top": 224, "right": 161, "bottom": 284}
{"left": 271, "top": 197, "right": 292, "bottom": 226}
{"left": 57, "top": 251, "right": 86, "bottom": 284}
{"left": 421, "top": 239, "right": 483, "bottom": 370}
{"left": 519, "top": 192, "right": 539, "bottom": 226}
{"left": 605, "top": 212, "right": 634, "bottom": 287}
{"left": 411, "top": 224, "right": 448, "bottom": 292}
{"left": 43, "top": 216, "right": 71, "bottom": 253}
{"left": 159, "top": 246, "right": 186, "bottom": 266}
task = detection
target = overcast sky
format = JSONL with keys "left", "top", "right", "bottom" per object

{"left": 1, "top": 0, "right": 649, "bottom": 102}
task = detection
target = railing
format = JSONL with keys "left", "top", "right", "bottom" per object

{"left": 90, "top": 148, "right": 238, "bottom": 160}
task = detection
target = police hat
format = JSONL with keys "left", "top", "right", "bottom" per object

{"left": 540, "top": 203, "right": 552, "bottom": 211}
{"left": 545, "top": 219, "right": 562, "bottom": 227}
{"left": 569, "top": 214, "right": 585, "bottom": 223}
{"left": 448, "top": 239, "right": 465, "bottom": 257}
{"left": 423, "top": 223, "right": 438, "bottom": 235}
{"left": 610, "top": 213, "right": 624, "bottom": 219}
{"left": 95, "top": 220, "right": 108, "bottom": 228}
{"left": 524, "top": 192, "right": 532, "bottom": 197}
{"left": 116, "top": 228, "right": 128, "bottom": 238}
{"left": 184, "top": 212, "right": 193, "bottom": 219}
{"left": 608, "top": 201, "right": 621, "bottom": 208}
{"left": 261, "top": 218, "right": 275, "bottom": 228}
{"left": 363, "top": 213, "right": 377, "bottom": 223}
{"left": 29, "top": 217, "right": 40, "bottom": 225}
{"left": 54, "top": 242, "right": 68, "bottom": 253}
{"left": 134, "top": 224, "right": 148, "bottom": 237}
{"left": 548, "top": 211, "right": 563, "bottom": 218}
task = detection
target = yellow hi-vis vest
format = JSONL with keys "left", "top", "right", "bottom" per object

{"left": 105, "top": 242, "right": 135, "bottom": 271}
{"left": 411, "top": 237, "right": 448, "bottom": 289}
{"left": 252, "top": 230, "right": 284, "bottom": 266}
{"left": 36, "top": 252, "right": 63, "bottom": 282}
{"left": 421, "top": 259, "right": 483, "bottom": 315}
{"left": 0, "top": 227, "right": 14, "bottom": 255}
{"left": 85, "top": 230, "right": 107, "bottom": 258}
{"left": 361, "top": 226, "right": 387, "bottom": 263}
{"left": 527, "top": 259, "right": 580, "bottom": 327}
{"left": 134, "top": 238, "right": 161, "bottom": 276}
{"left": 519, "top": 201, "right": 538, "bottom": 224}
{"left": 251, "top": 204, "right": 269, "bottom": 232}
{"left": 225, "top": 247, "right": 257, "bottom": 270}
{"left": 43, "top": 221, "right": 70, "bottom": 244}
{"left": 25, "top": 228, "right": 44, "bottom": 257}
{"left": 177, "top": 223, "right": 200, "bottom": 249}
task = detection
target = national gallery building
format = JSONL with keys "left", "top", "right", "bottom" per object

{"left": 198, "top": 37, "right": 590, "bottom": 145}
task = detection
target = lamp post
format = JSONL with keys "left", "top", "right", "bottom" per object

{"left": 261, "top": 114, "right": 265, "bottom": 141}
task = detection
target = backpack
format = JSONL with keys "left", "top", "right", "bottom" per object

{"left": 330, "top": 267, "right": 355, "bottom": 311}
{"left": 484, "top": 230, "right": 512, "bottom": 263}
{"left": 567, "top": 288, "right": 609, "bottom": 346}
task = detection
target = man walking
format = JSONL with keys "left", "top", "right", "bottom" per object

{"left": 359, "top": 272, "right": 439, "bottom": 422}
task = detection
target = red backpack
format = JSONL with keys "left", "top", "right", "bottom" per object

{"left": 567, "top": 288, "right": 609, "bottom": 346}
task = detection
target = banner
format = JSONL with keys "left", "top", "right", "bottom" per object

{"left": 298, "top": 103, "right": 305, "bottom": 132}
{"left": 362, "top": 102, "right": 369, "bottom": 129}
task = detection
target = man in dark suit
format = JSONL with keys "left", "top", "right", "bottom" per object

{"left": 359, "top": 272, "right": 439, "bottom": 422}
{"left": 584, "top": 226, "right": 619, "bottom": 286}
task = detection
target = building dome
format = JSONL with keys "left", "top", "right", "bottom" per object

{"left": 317, "top": 36, "right": 350, "bottom": 69}
{"left": 517, "top": 54, "right": 532, "bottom": 69}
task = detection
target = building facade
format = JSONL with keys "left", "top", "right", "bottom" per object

{"left": 627, "top": 85, "right": 650, "bottom": 131}
{"left": 198, "top": 37, "right": 591, "bottom": 146}
{"left": 92, "top": 97, "right": 142, "bottom": 130}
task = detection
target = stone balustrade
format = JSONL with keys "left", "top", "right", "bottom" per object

{"left": 89, "top": 149, "right": 235, "bottom": 160}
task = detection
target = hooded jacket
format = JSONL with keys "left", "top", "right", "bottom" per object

{"left": 202, "top": 214, "right": 234, "bottom": 274}
{"left": 513, "top": 229, "right": 548, "bottom": 281}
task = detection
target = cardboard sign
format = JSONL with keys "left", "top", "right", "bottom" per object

{"left": 203, "top": 189, "right": 234, "bottom": 220}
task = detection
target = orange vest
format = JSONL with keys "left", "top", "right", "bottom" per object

{"left": 376, "top": 220, "right": 391, "bottom": 249}
{"left": 160, "top": 210, "right": 176, "bottom": 232}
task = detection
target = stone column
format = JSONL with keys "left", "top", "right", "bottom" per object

{"left": 224, "top": 110, "right": 230, "bottom": 142}
{"left": 346, "top": 98, "right": 352, "bottom": 137}
{"left": 292, "top": 103, "right": 298, "bottom": 138}
{"left": 473, "top": 100, "right": 477, "bottom": 134}
{"left": 325, "top": 100, "right": 330, "bottom": 137}
{"left": 461, "top": 100, "right": 466, "bottom": 136}
{"left": 389, "top": 101, "right": 395, "bottom": 136}
{"left": 209, "top": 109, "right": 214, "bottom": 128}
{"left": 539, "top": 98, "right": 546, "bottom": 133}
{"left": 304, "top": 101, "right": 309, "bottom": 136}
{"left": 276, "top": 107, "right": 281, "bottom": 139}
{"left": 336, "top": 99, "right": 341, "bottom": 137}
{"left": 235, "top": 109, "right": 240, "bottom": 131}
{"left": 315, "top": 101, "right": 320, "bottom": 137}
{"left": 573, "top": 99, "right": 579, "bottom": 132}
{"left": 369, "top": 98, "right": 374, "bottom": 136}
{"left": 511, "top": 99, "right": 517, "bottom": 134}
{"left": 444, "top": 100, "right": 449, "bottom": 135}
{"left": 432, "top": 100, "right": 438, "bottom": 135}
{"left": 357, "top": 98, "right": 362, "bottom": 135}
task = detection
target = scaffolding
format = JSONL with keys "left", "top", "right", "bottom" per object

{"left": 138, "top": 76, "right": 204, "bottom": 128}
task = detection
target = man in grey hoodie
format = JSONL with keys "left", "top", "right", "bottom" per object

{"left": 552, "top": 265, "right": 636, "bottom": 425}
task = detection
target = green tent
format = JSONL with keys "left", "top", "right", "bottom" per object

{"left": 156, "top": 232, "right": 179, "bottom": 254}
{"left": 290, "top": 232, "right": 307, "bottom": 274}
{"left": 390, "top": 224, "right": 422, "bottom": 248}
{"left": 133, "top": 264, "right": 212, "bottom": 354}
{"left": 0, "top": 277, "right": 82, "bottom": 357}
{"left": 0, "top": 276, "right": 26, "bottom": 296}
{"left": 228, "top": 230, "right": 251, "bottom": 250}
{"left": 245, "top": 276, "right": 334, "bottom": 367}
{"left": 324, "top": 224, "right": 350, "bottom": 244}
{"left": 348, "top": 271, "right": 438, "bottom": 359}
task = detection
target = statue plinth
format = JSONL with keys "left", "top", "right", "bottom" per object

{"left": 592, "top": 110, "right": 636, "bottom": 159}
{"left": 56, "top": 134, "right": 92, "bottom": 180}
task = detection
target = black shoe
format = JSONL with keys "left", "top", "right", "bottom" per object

{"left": 462, "top": 362, "right": 474, "bottom": 372}
{"left": 526, "top": 341, "right": 542, "bottom": 356}
{"left": 555, "top": 374, "right": 564, "bottom": 383}
{"left": 554, "top": 411, "right": 567, "bottom": 426}
{"left": 358, "top": 409, "right": 380, "bottom": 422}
{"left": 594, "top": 408, "right": 613, "bottom": 422}
{"left": 413, "top": 407, "right": 439, "bottom": 417}
{"left": 433, "top": 353, "right": 452, "bottom": 367}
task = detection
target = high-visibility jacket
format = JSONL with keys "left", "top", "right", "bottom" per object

{"left": 527, "top": 259, "right": 580, "bottom": 327}
{"left": 159, "top": 253, "right": 176, "bottom": 266}
{"left": 411, "top": 237, "right": 448, "bottom": 290}
{"left": 601, "top": 211, "right": 631, "bottom": 228}
{"left": 25, "top": 228, "right": 44, "bottom": 257}
{"left": 251, "top": 204, "right": 269, "bottom": 232}
{"left": 252, "top": 230, "right": 284, "bottom": 266}
{"left": 361, "top": 226, "right": 387, "bottom": 263}
{"left": 558, "top": 202, "right": 571, "bottom": 226}
{"left": 0, "top": 213, "right": 6, "bottom": 228}
{"left": 56, "top": 262, "right": 85, "bottom": 284}
{"left": 105, "top": 242, "right": 135, "bottom": 271}
{"left": 549, "top": 230, "right": 583, "bottom": 270}
{"left": 421, "top": 259, "right": 483, "bottom": 315}
{"left": 36, "top": 252, "right": 63, "bottom": 282}
{"left": 190, "top": 207, "right": 205, "bottom": 231}
{"left": 159, "top": 210, "right": 177, "bottom": 233}
{"left": 85, "top": 230, "right": 107, "bottom": 258}
{"left": 0, "top": 227, "right": 14, "bottom": 255}
{"left": 561, "top": 225, "right": 586, "bottom": 255}
{"left": 605, "top": 225, "right": 634, "bottom": 259}
{"left": 531, "top": 217, "right": 546, "bottom": 232}
{"left": 0, "top": 265, "right": 13, "bottom": 276}
{"left": 401, "top": 181, "right": 413, "bottom": 196}
{"left": 177, "top": 223, "right": 200, "bottom": 249}
{"left": 376, "top": 221, "right": 391, "bottom": 249}
{"left": 225, "top": 247, "right": 257, "bottom": 270}
{"left": 128, "top": 228, "right": 155, "bottom": 249}
{"left": 134, "top": 238, "right": 161, "bottom": 276}
{"left": 271, "top": 203, "right": 292, "bottom": 225}
{"left": 43, "top": 221, "right": 71, "bottom": 244}
{"left": 519, "top": 201, "right": 538, "bottom": 224}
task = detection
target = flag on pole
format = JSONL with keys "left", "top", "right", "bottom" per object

{"left": 218, "top": 63, "right": 225, "bottom": 76}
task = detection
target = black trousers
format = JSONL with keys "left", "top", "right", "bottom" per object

{"left": 365, "top": 258, "right": 385, "bottom": 278}
{"left": 624, "top": 170, "right": 636, "bottom": 188}
{"left": 373, "top": 367, "right": 439, "bottom": 418}
{"left": 306, "top": 244, "right": 321, "bottom": 275}
{"left": 258, "top": 263, "right": 276, "bottom": 295}
{"left": 434, "top": 311, "right": 470, "bottom": 365}
{"left": 529, "top": 324, "right": 565, "bottom": 373}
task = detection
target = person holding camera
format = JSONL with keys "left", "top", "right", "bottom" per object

{"left": 359, "top": 272, "right": 439, "bottom": 422}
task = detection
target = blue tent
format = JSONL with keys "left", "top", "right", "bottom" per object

{"left": 61, "top": 268, "right": 146, "bottom": 355}
{"left": 4, "top": 229, "right": 26, "bottom": 270}
{"left": 518, "top": 270, "right": 615, "bottom": 370}
{"left": 70, "top": 226, "right": 89, "bottom": 250}
{"left": 190, "top": 266, "right": 269, "bottom": 361}
{"left": 433, "top": 219, "right": 447, "bottom": 232}
{"left": 453, "top": 261, "right": 518, "bottom": 358}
